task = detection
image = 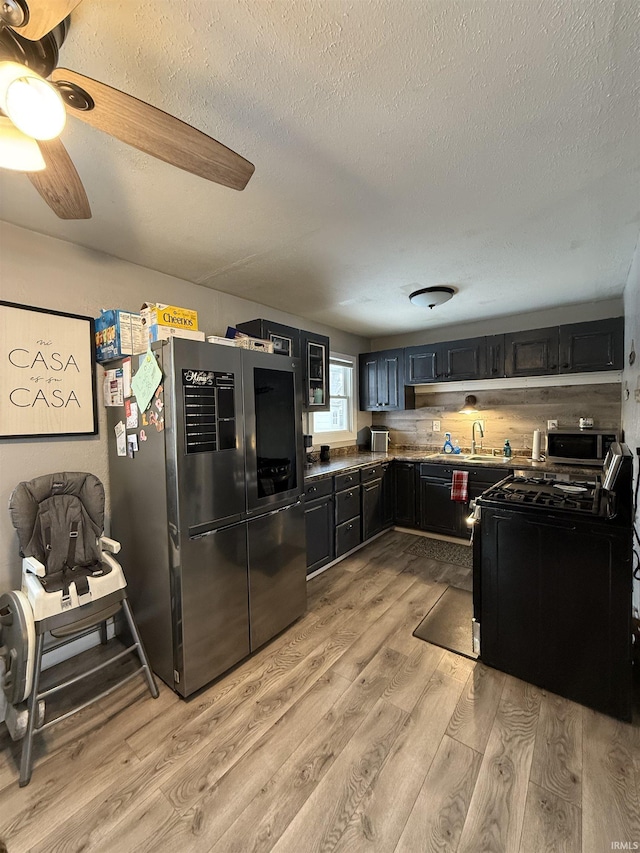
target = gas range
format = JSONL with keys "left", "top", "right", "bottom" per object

{"left": 478, "top": 474, "right": 602, "bottom": 516}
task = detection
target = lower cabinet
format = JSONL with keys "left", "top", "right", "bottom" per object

{"left": 394, "top": 462, "right": 417, "bottom": 527}
{"left": 418, "top": 474, "right": 462, "bottom": 536}
{"left": 304, "top": 477, "right": 334, "bottom": 575}
{"left": 336, "top": 516, "right": 361, "bottom": 557}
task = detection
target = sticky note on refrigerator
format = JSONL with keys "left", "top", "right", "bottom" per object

{"left": 131, "top": 347, "right": 162, "bottom": 412}
{"left": 114, "top": 421, "right": 126, "bottom": 457}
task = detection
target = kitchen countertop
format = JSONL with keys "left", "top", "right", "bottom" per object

{"left": 304, "top": 451, "right": 599, "bottom": 481}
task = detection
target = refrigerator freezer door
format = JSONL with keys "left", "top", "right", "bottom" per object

{"left": 168, "top": 339, "right": 246, "bottom": 533}
{"left": 247, "top": 502, "right": 307, "bottom": 650}
{"left": 178, "top": 523, "right": 250, "bottom": 696}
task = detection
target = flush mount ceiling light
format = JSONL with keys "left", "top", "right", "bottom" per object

{"left": 0, "top": 61, "right": 66, "bottom": 140}
{"left": 409, "top": 286, "right": 455, "bottom": 309}
{"left": 0, "top": 115, "right": 45, "bottom": 170}
{"left": 459, "top": 394, "right": 479, "bottom": 414}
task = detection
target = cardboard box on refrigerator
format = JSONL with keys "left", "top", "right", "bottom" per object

{"left": 147, "top": 324, "right": 206, "bottom": 343}
{"left": 94, "top": 310, "right": 147, "bottom": 363}
{"left": 140, "top": 302, "right": 199, "bottom": 331}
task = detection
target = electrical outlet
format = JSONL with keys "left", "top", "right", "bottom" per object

{"left": 547, "top": 419, "right": 558, "bottom": 430}
{"left": 634, "top": 388, "right": 640, "bottom": 402}
{"left": 432, "top": 420, "right": 441, "bottom": 432}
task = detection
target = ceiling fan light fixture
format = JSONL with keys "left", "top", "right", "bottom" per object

{"left": 0, "top": 61, "right": 66, "bottom": 141}
{"left": 409, "top": 286, "right": 455, "bottom": 309}
{"left": 0, "top": 116, "right": 45, "bottom": 171}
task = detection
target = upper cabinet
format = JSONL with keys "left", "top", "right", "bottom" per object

{"left": 504, "top": 327, "right": 560, "bottom": 377}
{"left": 405, "top": 344, "right": 441, "bottom": 384}
{"left": 235, "top": 318, "right": 300, "bottom": 358}
{"left": 406, "top": 336, "right": 489, "bottom": 384}
{"left": 441, "top": 338, "right": 488, "bottom": 381}
{"left": 236, "top": 319, "right": 330, "bottom": 412}
{"left": 559, "top": 318, "right": 624, "bottom": 373}
{"left": 301, "top": 330, "right": 330, "bottom": 412}
{"left": 486, "top": 334, "right": 505, "bottom": 378}
{"left": 359, "top": 348, "right": 415, "bottom": 411}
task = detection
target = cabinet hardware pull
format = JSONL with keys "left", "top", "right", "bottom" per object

{"left": 308, "top": 487, "right": 317, "bottom": 493}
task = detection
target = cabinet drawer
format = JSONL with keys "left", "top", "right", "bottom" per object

{"left": 304, "top": 477, "right": 333, "bottom": 500}
{"left": 335, "top": 470, "right": 360, "bottom": 492}
{"left": 360, "top": 464, "right": 383, "bottom": 483}
{"left": 335, "top": 487, "right": 361, "bottom": 524}
{"left": 336, "top": 517, "right": 361, "bottom": 557}
{"left": 419, "top": 463, "right": 454, "bottom": 480}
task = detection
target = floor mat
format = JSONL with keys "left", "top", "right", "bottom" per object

{"left": 405, "top": 537, "right": 472, "bottom": 569}
{"left": 413, "top": 585, "right": 477, "bottom": 660}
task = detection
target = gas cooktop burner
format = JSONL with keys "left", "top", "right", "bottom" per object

{"left": 479, "top": 475, "right": 600, "bottom": 515}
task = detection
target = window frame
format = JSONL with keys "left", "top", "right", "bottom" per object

{"left": 310, "top": 352, "right": 358, "bottom": 445}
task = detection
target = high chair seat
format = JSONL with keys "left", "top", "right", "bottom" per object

{"left": 1, "top": 472, "right": 158, "bottom": 787}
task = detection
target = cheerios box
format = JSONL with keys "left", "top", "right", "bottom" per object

{"left": 94, "top": 309, "right": 147, "bottom": 363}
{"left": 140, "top": 302, "right": 199, "bottom": 332}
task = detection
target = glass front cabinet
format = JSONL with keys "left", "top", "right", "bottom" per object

{"left": 301, "top": 330, "right": 330, "bottom": 412}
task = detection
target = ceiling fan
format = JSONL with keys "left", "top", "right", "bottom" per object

{"left": 0, "top": 0, "right": 255, "bottom": 220}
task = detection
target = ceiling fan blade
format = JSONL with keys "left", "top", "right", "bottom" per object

{"left": 52, "top": 68, "right": 255, "bottom": 191}
{"left": 27, "top": 137, "right": 91, "bottom": 219}
{"left": 11, "top": 1, "right": 83, "bottom": 41}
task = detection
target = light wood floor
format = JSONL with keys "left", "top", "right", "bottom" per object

{"left": 1, "top": 530, "right": 638, "bottom": 853}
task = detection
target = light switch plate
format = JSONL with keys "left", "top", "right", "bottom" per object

{"left": 547, "top": 419, "right": 558, "bottom": 430}
{"left": 432, "top": 420, "right": 441, "bottom": 432}
{"left": 635, "top": 389, "right": 640, "bottom": 403}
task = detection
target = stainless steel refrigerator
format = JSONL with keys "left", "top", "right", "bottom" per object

{"left": 106, "top": 338, "right": 306, "bottom": 697}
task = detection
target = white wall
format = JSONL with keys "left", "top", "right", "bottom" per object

{"left": 0, "top": 222, "right": 370, "bottom": 592}
{"left": 621, "top": 233, "right": 640, "bottom": 615}
{"left": 371, "top": 297, "right": 624, "bottom": 351}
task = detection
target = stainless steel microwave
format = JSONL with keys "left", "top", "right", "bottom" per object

{"left": 546, "top": 429, "right": 618, "bottom": 466}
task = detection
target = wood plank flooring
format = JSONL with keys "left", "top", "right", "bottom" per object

{"left": 0, "top": 529, "right": 638, "bottom": 853}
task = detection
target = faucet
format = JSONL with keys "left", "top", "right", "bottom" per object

{"left": 471, "top": 420, "right": 484, "bottom": 454}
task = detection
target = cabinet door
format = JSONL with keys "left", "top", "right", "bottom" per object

{"left": 378, "top": 349, "right": 404, "bottom": 410}
{"left": 362, "top": 479, "right": 383, "bottom": 540}
{"left": 559, "top": 317, "right": 624, "bottom": 373}
{"left": 441, "top": 337, "right": 487, "bottom": 381}
{"left": 486, "top": 334, "right": 505, "bottom": 378}
{"left": 301, "top": 330, "right": 330, "bottom": 412}
{"left": 394, "top": 462, "right": 416, "bottom": 527}
{"left": 236, "top": 319, "right": 300, "bottom": 358}
{"left": 304, "top": 495, "right": 334, "bottom": 574}
{"left": 381, "top": 463, "right": 395, "bottom": 528}
{"left": 405, "top": 344, "right": 442, "bottom": 384}
{"left": 359, "top": 352, "right": 380, "bottom": 411}
{"left": 335, "top": 486, "right": 361, "bottom": 525}
{"left": 418, "top": 478, "right": 462, "bottom": 536}
{"left": 504, "top": 327, "right": 559, "bottom": 376}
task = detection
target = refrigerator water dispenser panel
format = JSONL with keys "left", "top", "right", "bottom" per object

{"left": 182, "top": 369, "right": 237, "bottom": 453}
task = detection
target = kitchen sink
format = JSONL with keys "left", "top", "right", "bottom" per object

{"left": 464, "top": 454, "right": 502, "bottom": 462}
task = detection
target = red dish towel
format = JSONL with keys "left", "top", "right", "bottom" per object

{"left": 451, "top": 470, "right": 469, "bottom": 502}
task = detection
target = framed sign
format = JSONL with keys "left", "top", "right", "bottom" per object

{"left": 0, "top": 301, "right": 98, "bottom": 438}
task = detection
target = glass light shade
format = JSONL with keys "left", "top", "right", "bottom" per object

{"left": 0, "top": 62, "right": 66, "bottom": 141}
{"left": 0, "top": 116, "right": 45, "bottom": 171}
{"left": 459, "top": 394, "right": 479, "bottom": 414}
{"left": 409, "top": 286, "right": 455, "bottom": 309}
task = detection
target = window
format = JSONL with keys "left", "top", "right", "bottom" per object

{"left": 310, "top": 353, "right": 357, "bottom": 444}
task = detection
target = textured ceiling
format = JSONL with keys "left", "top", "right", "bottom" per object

{"left": 1, "top": 0, "right": 639, "bottom": 337}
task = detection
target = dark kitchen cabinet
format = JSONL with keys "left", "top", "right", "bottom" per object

{"left": 479, "top": 508, "right": 632, "bottom": 720}
{"left": 405, "top": 343, "right": 442, "bottom": 384}
{"left": 301, "top": 330, "right": 330, "bottom": 412}
{"left": 417, "top": 464, "right": 461, "bottom": 536}
{"left": 362, "top": 478, "right": 383, "bottom": 541}
{"left": 504, "top": 327, "right": 560, "bottom": 377}
{"left": 359, "top": 349, "right": 415, "bottom": 412}
{"left": 381, "top": 462, "right": 395, "bottom": 528}
{"left": 304, "top": 478, "right": 334, "bottom": 575}
{"left": 486, "top": 334, "right": 505, "bottom": 378}
{"left": 394, "top": 462, "right": 417, "bottom": 527}
{"left": 559, "top": 317, "right": 624, "bottom": 373}
{"left": 235, "top": 318, "right": 300, "bottom": 358}
{"left": 441, "top": 337, "right": 487, "bottom": 381}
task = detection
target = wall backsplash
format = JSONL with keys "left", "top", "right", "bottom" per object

{"left": 371, "top": 383, "right": 622, "bottom": 455}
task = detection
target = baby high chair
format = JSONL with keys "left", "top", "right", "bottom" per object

{"left": 0, "top": 472, "right": 158, "bottom": 787}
